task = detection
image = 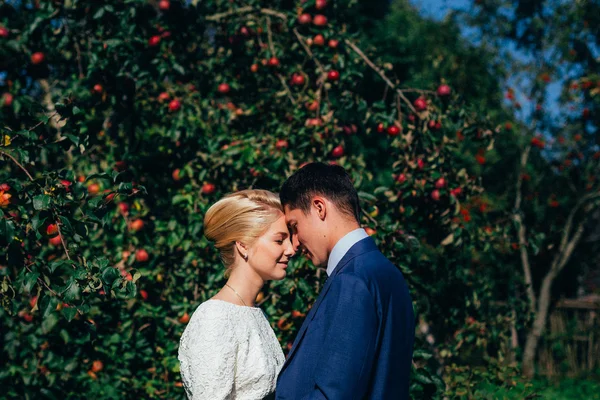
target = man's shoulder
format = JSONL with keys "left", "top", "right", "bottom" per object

{"left": 336, "top": 248, "right": 406, "bottom": 292}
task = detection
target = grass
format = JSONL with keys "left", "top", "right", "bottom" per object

{"left": 472, "top": 376, "right": 600, "bottom": 399}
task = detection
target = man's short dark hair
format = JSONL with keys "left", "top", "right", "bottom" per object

{"left": 280, "top": 162, "right": 361, "bottom": 223}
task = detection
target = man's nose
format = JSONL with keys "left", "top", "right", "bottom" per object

{"left": 291, "top": 234, "right": 301, "bottom": 252}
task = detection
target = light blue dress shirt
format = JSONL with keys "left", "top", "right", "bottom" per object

{"left": 326, "top": 228, "right": 369, "bottom": 276}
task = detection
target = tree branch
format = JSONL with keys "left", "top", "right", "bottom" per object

{"left": 292, "top": 28, "right": 325, "bottom": 74}
{"left": 205, "top": 7, "right": 287, "bottom": 22}
{"left": 512, "top": 145, "right": 535, "bottom": 312}
{"left": 276, "top": 74, "right": 297, "bottom": 105}
{"left": 25, "top": 264, "right": 60, "bottom": 297}
{"left": 344, "top": 39, "right": 418, "bottom": 115}
{"left": 55, "top": 219, "right": 72, "bottom": 261}
{"left": 0, "top": 151, "right": 35, "bottom": 181}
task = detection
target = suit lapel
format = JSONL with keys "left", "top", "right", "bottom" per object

{"left": 278, "top": 237, "right": 378, "bottom": 377}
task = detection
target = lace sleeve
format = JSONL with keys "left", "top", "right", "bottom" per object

{"left": 178, "top": 309, "right": 238, "bottom": 400}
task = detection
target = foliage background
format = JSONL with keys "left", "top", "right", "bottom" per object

{"left": 0, "top": 0, "right": 598, "bottom": 398}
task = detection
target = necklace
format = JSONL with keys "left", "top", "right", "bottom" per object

{"left": 225, "top": 283, "right": 251, "bottom": 307}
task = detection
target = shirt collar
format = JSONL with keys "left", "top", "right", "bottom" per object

{"left": 326, "top": 228, "right": 369, "bottom": 276}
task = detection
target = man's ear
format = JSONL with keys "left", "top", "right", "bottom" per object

{"left": 312, "top": 196, "right": 327, "bottom": 221}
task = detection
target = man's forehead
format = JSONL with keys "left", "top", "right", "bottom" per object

{"left": 283, "top": 206, "right": 298, "bottom": 220}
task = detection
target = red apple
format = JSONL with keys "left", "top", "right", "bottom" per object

{"left": 46, "top": 224, "right": 58, "bottom": 236}
{"left": 148, "top": 36, "right": 161, "bottom": 47}
{"left": 172, "top": 169, "right": 181, "bottom": 181}
{"left": 179, "top": 312, "right": 190, "bottom": 323}
{"left": 250, "top": 63, "right": 259, "bottom": 73}
{"left": 328, "top": 39, "right": 339, "bottom": 49}
{"left": 435, "top": 178, "right": 446, "bottom": 189}
{"left": 437, "top": 84, "right": 451, "bottom": 96}
{"left": 49, "top": 236, "right": 62, "bottom": 246}
{"left": 0, "top": 27, "right": 8, "bottom": 38}
{"left": 93, "top": 84, "right": 103, "bottom": 94}
{"left": 331, "top": 145, "right": 344, "bottom": 158}
{"left": 387, "top": 126, "right": 401, "bottom": 136}
{"left": 87, "top": 183, "right": 100, "bottom": 195}
{"left": 428, "top": 120, "right": 441, "bottom": 131}
{"left": 276, "top": 139, "right": 289, "bottom": 149}
{"left": 313, "top": 14, "right": 327, "bottom": 26}
{"left": 202, "top": 183, "right": 216, "bottom": 194}
{"left": 396, "top": 173, "right": 407, "bottom": 183}
{"left": 239, "top": 26, "right": 251, "bottom": 37}
{"left": 431, "top": 189, "right": 441, "bottom": 201}
{"left": 417, "top": 158, "right": 425, "bottom": 169}
{"left": 129, "top": 219, "right": 144, "bottom": 232}
{"left": 158, "top": 0, "right": 170, "bottom": 10}
{"left": 114, "top": 160, "right": 127, "bottom": 171}
{"left": 60, "top": 180, "right": 72, "bottom": 191}
{"left": 91, "top": 360, "right": 104, "bottom": 373}
{"left": 268, "top": 57, "right": 280, "bottom": 67}
{"left": 292, "top": 73, "right": 305, "bottom": 85}
{"left": 298, "top": 13, "right": 312, "bottom": 25}
{"left": 315, "top": 0, "right": 327, "bottom": 10}
{"left": 414, "top": 97, "right": 427, "bottom": 111}
{"left": 292, "top": 310, "right": 305, "bottom": 318}
{"left": 365, "top": 227, "right": 377, "bottom": 236}
{"left": 306, "top": 101, "right": 319, "bottom": 111}
{"left": 377, "top": 123, "right": 385, "bottom": 133}
{"left": 313, "top": 34, "right": 325, "bottom": 46}
{"left": 118, "top": 203, "right": 129, "bottom": 214}
{"left": 583, "top": 108, "right": 590, "bottom": 120}
{"left": 135, "top": 249, "right": 149, "bottom": 262}
{"left": 327, "top": 70, "right": 340, "bottom": 81}
{"left": 218, "top": 83, "right": 230, "bottom": 94}
{"left": 140, "top": 290, "right": 149, "bottom": 300}
{"left": 450, "top": 187, "right": 462, "bottom": 197}
{"left": 2, "top": 93, "right": 13, "bottom": 107}
{"left": 168, "top": 99, "right": 181, "bottom": 112}
{"left": 158, "top": 92, "right": 170, "bottom": 102}
{"left": 31, "top": 52, "right": 45, "bottom": 65}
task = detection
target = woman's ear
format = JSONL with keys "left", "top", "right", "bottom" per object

{"left": 235, "top": 241, "right": 249, "bottom": 261}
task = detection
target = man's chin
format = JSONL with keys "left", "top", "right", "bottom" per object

{"left": 305, "top": 254, "right": 324, "bottom": 268}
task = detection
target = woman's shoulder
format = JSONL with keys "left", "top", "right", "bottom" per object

{"left": 188, "top": 299, "right": 262, "bottom": 325}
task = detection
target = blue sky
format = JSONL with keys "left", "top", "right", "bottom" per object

{"left": 409, "top": 0, "right": 564, "bottom": 123}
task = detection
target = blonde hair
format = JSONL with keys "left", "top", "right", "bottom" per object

{"left": 204, "top": 189, "right": 283, "bottom": 271}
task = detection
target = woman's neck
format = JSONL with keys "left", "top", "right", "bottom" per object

{"left": 225, "top": 269, "right": 264, "bottom": 307}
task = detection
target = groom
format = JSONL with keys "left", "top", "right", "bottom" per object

{"left": 276, "top": 162, "right": 415, "bottom": 399}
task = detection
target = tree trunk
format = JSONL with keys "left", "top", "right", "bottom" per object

{"left": 522, "top": 271, "right": 556, "bottom": 377}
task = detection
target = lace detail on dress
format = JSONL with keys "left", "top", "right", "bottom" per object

{"left": 178, "top": 300, "right": 285, "bottom": 400}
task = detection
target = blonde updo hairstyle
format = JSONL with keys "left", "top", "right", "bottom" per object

{"left": 204, "top": 189, "right": 284, "bottom": 275}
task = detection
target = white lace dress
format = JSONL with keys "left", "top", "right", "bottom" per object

{"left": 178, "top": 299, "right": 285, "bottom": 400}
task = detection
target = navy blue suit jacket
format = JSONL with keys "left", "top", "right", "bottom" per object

{"left": 276, "top": 237, "right": 415, "bottom": 400}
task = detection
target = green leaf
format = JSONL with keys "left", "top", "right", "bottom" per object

{"left": 62, "top": 307, "right": 78, "bottom": 322}
{"left": 64, "top": 134, "right": 79, "bottom": 146}
{"left": 33, "top": 195, "right": 52, "bottom": 210}
{"left": 93, "top": 7, "right": 105, "bottom": 19}
{"left": 24, "top": 271, "right": 39, "bottom": 293}
{"left": 0, "top": 219, "right": 15, "bottom": 243}
{"left": 62, "top": 278, "right": 80, "bottom": 302}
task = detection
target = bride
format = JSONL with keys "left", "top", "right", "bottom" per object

{"left": 178, "top": 189, "right": 295, "bottom": 399}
